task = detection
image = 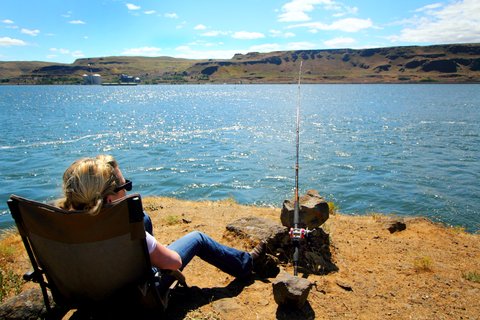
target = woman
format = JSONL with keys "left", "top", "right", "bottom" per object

{"left": 56, "top": 155, "right": 266, "bottom": 281}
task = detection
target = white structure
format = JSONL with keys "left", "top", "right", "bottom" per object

{"left": 82, "top": 74, "right": 102, "bottom": 85}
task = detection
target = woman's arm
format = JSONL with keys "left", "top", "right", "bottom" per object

{"left": 149, "top": 240, "right": 183, "bottom": 270}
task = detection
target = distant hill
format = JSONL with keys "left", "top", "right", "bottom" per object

{"left": 1, "top": 43, "right": 480, "bottom": 84}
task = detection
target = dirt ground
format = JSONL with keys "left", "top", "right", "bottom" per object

{"left": 1, "top": 196, "right": 479, "bottom": 319}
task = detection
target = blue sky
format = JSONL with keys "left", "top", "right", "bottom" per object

{"left": 1, "top": 0, "right": 479, "bottom": 63}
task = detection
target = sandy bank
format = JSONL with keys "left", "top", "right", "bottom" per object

{"left": 1, "top": 196, "right": 479, "bottom": 319}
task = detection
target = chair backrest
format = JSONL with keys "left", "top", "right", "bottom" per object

{"left": 8, "top": 194, "right": 152, "bottom": 308}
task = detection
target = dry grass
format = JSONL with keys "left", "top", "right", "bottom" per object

{"left": 413, "top": 256, "right": 433, "bottom": 272}
{"left": 164, "top": 215, "right": 181, "bottom": 226}
{"left": 463, "top": 271, "right": 480, "bottom": 283}
{"left": 0, "top": 228, "right": 25, "bottom": 303}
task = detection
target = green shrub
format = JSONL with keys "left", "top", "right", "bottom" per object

{"left": 327, "top": 202, "right": 337, "bottom": 215}
{"left": 463, "top": 271, "right": 480, "bottom": 283}
{"left": 165, "top": 215, "right": 180, "bottom": 225}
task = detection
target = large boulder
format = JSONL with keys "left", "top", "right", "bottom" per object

{"left": 0, "top": 288, "right": 47, "bottom": 320}
{"left": 281, "top": 190, "right": 329, "bottom": 229}
{"left": 226, "top": 216, "right": 287, "bottom": 244}
{"left": 272, "top": 272, "right": 313, "bottom": 308}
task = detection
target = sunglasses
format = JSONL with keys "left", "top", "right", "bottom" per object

{"left": 114, "top": 179, "right": 132, "bottom": 193}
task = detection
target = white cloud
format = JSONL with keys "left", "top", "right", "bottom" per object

{"left": 249, "top": 43, "right": 282, "bottom": 52}
{"left": 49, "top": 48, "right": 84, "bottom": 58}
{"left": 286, "top": 41, "right": 318, "bottom": 50}
{"left": 164, "top": 13, "right": 179, "bottom": 19}
{"left": 144, "top": 10, "right": 156, "bottom": 15}
{"left": 328, "top": 18, "right": 373, "bottom": 32}
{"left": 21, "top": 28, "right": 40, "bottom": 36}
{"left": 126, "top": 3, "right": 141, "bottom": 10}
{"left": 289, "top": 17, "right": 373, "bottom": 32}
{"left": 333, "top": 5, "right": 358, "bottom": 17}
{"left": 50, "top": 48, "right": 71, "bottom": 54}
{"left": 324, "top": 37, "right": 356, "bottom": 47}
{"left": 2, "top": 19, "right": 14, "bottom": 24}
{"left": 391, "top": 0, "right": 480, "bottom": 44}
{"left": 232, "top": 31, "right": 265, "bottom": 40}
{"left": 201, "top": 30, "right": 229, "bottom": 37}
{"left": 188, "top": 40, "right": 218, "bottom": 47}
{"left": 250, "top": 41, "right": 318, "bottom": 52}
{"left": 71, "top": 50, "right": 85, "bottom": 58}
{"left": 270, "top": 29, "right": 296, "bottom": 38}
{"left": 69, "top": 20, "right": 86, "bottom": 24}
{"left": 415, "top": 3, "right": 443, "bottom": 13}
{"left": 194, "top": 24, "right": 207, "bottom": 30}
{"left": 176, "top": 21, "right": 187, "bottom": 29}
{"left": 0, "top": 37, "right": 27, "bottom": 47}
{"left": 122, "top": 46, "right": 162, "bottom": 56}
{"left": 278, "top": 0, "right": 334, "bottom": 22}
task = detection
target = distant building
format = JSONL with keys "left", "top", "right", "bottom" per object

{"left": 120, "top": 74, "right": 141, "bottom": 83}
{"left": 83, "top": 74, "right": 102, "bottom": 85}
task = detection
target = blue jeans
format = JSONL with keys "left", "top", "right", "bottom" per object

{"left": 168, "top": 231, "right": 252, "bottom": 277}
{"left": 158, "top": 231, "right": 253, "bottom": 290}
{"left": 143, "top": 212, "right": 153, "bottom": 235}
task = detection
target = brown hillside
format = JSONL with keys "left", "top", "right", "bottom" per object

{"left": 1, "top": 43, "right": 480, "bottom": 84}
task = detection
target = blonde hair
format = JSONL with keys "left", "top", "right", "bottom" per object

{"left": 57, "top": 155, "right": 121, "bottom": 215}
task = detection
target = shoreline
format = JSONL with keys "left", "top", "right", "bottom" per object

{"left": 2, "top": 81, "right": 480, "bottom": 86}
{"left": 1, "top": 196, "right": 479, "bottom": 319}
{"left": 0, "top": 195, "right": 478, "bottom": 234}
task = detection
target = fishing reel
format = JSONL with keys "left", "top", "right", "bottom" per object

{"left": 289, "top": 226, "right": 312, "bottom": 240}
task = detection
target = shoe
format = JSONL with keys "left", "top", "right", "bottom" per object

{"left": 250, "top": 241, "right": 280, "bottom": 278}
{"left": 250, "top": 240, "right": 266, "bottom": 262}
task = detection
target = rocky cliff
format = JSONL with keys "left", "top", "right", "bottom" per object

{"left": 1, "top": 43, "right": 480, "bottom": 84}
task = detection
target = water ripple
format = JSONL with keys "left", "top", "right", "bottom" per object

{"left": 1, "top": 84, "right": 479, "bottom": 232}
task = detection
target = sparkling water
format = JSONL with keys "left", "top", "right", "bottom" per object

{"left": 1, "top": 84, "right": 479, "bottom": 232}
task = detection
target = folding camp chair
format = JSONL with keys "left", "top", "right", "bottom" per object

{"left": 7, "top": 194, "right": 185, "bottom": 316}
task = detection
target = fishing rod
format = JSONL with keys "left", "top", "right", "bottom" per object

{"left": 289, "top": 61, "right": 309, "bottom": 276}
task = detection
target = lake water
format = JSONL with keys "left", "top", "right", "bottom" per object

{"left": 1, "top": 84, "right": 479, "bottom": 232}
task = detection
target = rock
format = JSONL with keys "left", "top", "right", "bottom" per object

{"left": 421, "top": 59, "right": 458, "bottom": 73}
{"left": 0, "top": 288, "right": 47, "bottom": 320}
{"left": 281, "top": 190, "right": 329, "bottom": 229}
{"left": 226, "top": 216, "right": 287, "bottom": 244}
{"left": 272, "top": 272, "right": 313, "bottom": 308}
{"left": 212, "top": 298, "right": 242, "bottom": 314}
{"left": 405, "top": 59, "right": 427, "bottom": 69}
{"left": 387, "top": 221, "right": 407, "bottom": 233}
{"left": 225, "top": 215, "right": 337, "bottom": 275}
